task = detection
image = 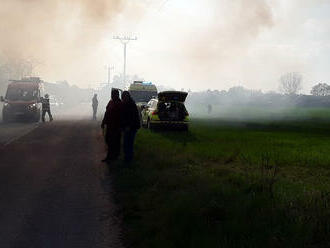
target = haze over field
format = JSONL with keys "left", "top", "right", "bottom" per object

{"left": 0, "top": 0, "right": 329, "bottom": 92}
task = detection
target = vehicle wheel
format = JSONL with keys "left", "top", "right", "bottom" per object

{"left": 147, "top": 119, "right": 153, "bottom": 130}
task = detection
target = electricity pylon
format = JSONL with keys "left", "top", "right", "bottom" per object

{"left": 113, "top": 36, "right": 137, "bottom": 86}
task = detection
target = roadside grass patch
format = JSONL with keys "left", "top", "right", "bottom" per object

{"left": 113, "top": 116, "right": 330, "bottom": 248}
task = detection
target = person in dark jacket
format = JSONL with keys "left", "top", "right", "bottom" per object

{"left": 92, "top": 94, "right": 98, "bottom": 120}
{"left": 41, "top": 94, "right": 53, "bottom": 122}
{"left": 101, "top": 89, "right": 122, "bottom": 162}
{"left": 121, "top": 91, "right": 141, "bottom": 164}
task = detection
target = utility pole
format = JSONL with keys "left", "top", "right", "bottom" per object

{"left": 107, "top": 66, "right": 114, "bottom": 87}
{"left": 113, "top": 35, "right": 137, "bottom": 86}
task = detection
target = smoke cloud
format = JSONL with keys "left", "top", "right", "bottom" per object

{"left": 175, "top": 0, "right": 274, "bottom": 88}
{"left": 0, "top": 0, "right": 137, "bottom": 77}
{"left": 131, "top": 0, "right": 276, "bottom": 91}
{"left": 1, "top": 0, "right": 329, "bottom": 93}
{"left": 187, "top": 0, "right": 273, "bottom": 59}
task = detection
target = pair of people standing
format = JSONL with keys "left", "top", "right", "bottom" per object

{"left": 101, "top": 89, "right": 140, "bottom": 164}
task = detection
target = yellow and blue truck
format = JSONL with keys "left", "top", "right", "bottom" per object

{"left": 128, "top": 81, "right": 158, "bottom": 105}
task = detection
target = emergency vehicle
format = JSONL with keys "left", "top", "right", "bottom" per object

{"left": 128, "top": 81, "right": 157, "bottom": 106}
{"left": 141, "top": 91, "right": 189, "bottom": 130}
{"left": 0, "top": 77, "right": 44, "bottom": 122}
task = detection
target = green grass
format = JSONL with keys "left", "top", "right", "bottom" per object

{"left": 113, "top": 109, "right": 330, "bottom": 248}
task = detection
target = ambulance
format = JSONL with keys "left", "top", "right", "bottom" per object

{"left": 1, "top": 77, "right": 44, "bottom": 122}
{"left": 128, "top": 81, "right": 157, "bottom": 106}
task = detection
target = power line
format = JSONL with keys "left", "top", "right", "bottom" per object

{"left": 113, "top": 36, "right": 137, "bottom": 86}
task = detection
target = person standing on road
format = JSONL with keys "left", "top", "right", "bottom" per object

{"left": 101, "top": 89, "right": 122, "bottom": 163}
{"left": 41, "top": 94, "right": 53, "bottom": 122}
{"left": 121, "top": 91, "right": 141, "bottom": 165}
{"left": 92, "top": 94, "right": 98, "bottom": 120}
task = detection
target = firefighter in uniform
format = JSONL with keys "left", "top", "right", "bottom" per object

{"left": 42, "top": 94, "right": 53, "bottom": 122}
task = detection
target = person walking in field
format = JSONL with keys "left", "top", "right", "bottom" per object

{"left": 101, "top": 89, "right": 122, "bottom": 163}
{"left": 92, "top": 94, "right": 98, "bottom": 120}
{"left": 207, "top": 104, "right": 212, "bottom": 114}
{"left": 121, "top": 91, "right": 141, "bottom": 165}
{"left": 41, "top": 94, "right": 53, "bottom": 122}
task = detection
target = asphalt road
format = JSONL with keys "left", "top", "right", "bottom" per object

{"left": 0, "top": 103, "right": 104, "bottom": 147}
{"left": 0, "top": 122, "right": 39, "bottom": 147}
{"left": 0, "top": 119, "right": 123, "bottom": 248}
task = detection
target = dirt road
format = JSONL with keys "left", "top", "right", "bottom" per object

{"left": 0, "top": 120, "right": 123, "bottom": 248}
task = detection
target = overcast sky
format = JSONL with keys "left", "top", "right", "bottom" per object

{"left": 1, "top": 0, "right": 330, "bottom": 92}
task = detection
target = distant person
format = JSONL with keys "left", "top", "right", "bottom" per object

{"left": 121, "top": 91, "right": 141, "bottom": 165}
{"left": 92, "top": 94, "right": 98, "bottom": 120}
{"left": 41, "top": 94, "right": 53, "bottom": 122}
{"left": 207, "top": 104, "right": 212, "bottom": 114}
{"left": 101, "top": 89, "right": 122, "bottom": 163}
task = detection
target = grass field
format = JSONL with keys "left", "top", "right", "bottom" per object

{"left": 113, "top": 108, "right": 330, "bottom": 248}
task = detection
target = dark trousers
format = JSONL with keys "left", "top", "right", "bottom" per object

{"left": 42, "top": 110, "right": 53, "bottom": 122}
{"left": 123, "top": 129, "right": 137, "bottom": 162}
{"left": 105, "top": 131, "right": 121, "bottom": 160}
{"left": 92, "top": 106, "right": 97, "bottom": 120}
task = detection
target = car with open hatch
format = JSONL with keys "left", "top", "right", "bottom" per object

{"left": 141, "top": 91, "right": 189, "bottom": 130}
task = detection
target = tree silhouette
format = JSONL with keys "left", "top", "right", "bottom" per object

{"left": 279, "top": 72, "right": 302, "bottom": 95}
{"left": 310, "top": 83, "right": 330, "bottom": 96}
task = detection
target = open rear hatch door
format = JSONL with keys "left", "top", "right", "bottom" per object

{"left": 157, "top": 91, "right": 188, "bottom": 121}
{"left": 158, "top": 91, "right": 188, "bottom": 102}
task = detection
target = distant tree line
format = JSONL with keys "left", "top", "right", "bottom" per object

{"left": 185, "top": 72, "right": 330, "bottom": 112}
{"left": 1, "top": 62, "right": 330, "bottom": 110}
{"left": 277, "top": 72, "right": 330, "bottom": 97}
